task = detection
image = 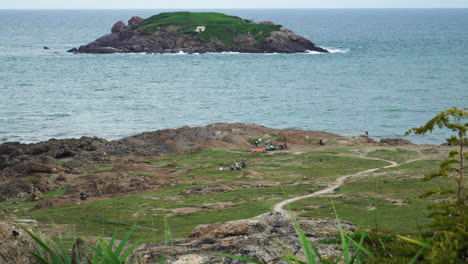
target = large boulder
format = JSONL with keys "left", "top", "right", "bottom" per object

{"left": 111, "top": 21, "right": 126, "bottom": 33}
{"left": 128, "top": 16, "right": 144, "bottom": 27}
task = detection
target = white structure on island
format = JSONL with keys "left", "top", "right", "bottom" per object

{"left": 194, "top": 26, "right": 206, "bottom": 33}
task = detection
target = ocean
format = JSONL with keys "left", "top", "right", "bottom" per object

{"left": 0, "top": 9, "right": 467, "bottom": 144}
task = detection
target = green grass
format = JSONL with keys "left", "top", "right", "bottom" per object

{"left": 366, "top": 149, "right": 420, "bottom": 163}
{"left": 317, "top": 148, "right": 355, "bottom": 154}
{"left": 133, "top": 12, "right": 281, "bottom": 45}
{"left": 288, "top": 159, "right": 447, "bottom": 233}
{"left": 18, "top": 149, "right": 388, "bottom": 243}
{"left": 1, "top": 145, "right": 445, "bottom": 252}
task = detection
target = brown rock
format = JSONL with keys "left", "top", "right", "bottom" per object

{"left": 29, "top": 162, "right": 63, "bottom": 173}
{"left": 380, "top": 138, "right": 413, "bottom": 146}
{"left": 128, "top": 16, "right": 144, "bottom": 27}
{"left": 56, "top": 173, "right": 67, "bottom": 182}
{"left": 30, "top": 190, "right": 44, "bottom": 201}
{"left": 111, "top": 21, "right": 126, "bottom": 33}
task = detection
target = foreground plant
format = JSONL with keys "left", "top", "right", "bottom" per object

{"left": 404, "top": 106, "right": 467, "bottom": 263}
{"left": 19, "top": 224, "right": 140, "bottom": 264}
{"left": 406, "top": 106, "right": 467, "bottom": 229}
{"left": 216, "top": 202, "right": 375, "bottom": 264}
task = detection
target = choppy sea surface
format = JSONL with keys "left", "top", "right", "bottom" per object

{"left": 0, "top": 9, "right": 467, "bottom": 144}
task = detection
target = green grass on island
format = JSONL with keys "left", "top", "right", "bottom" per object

{"left": 0, "top": 142, "right": 450, "bottom": 246}
{"left": 133, "top": 12, "right": 282, "bottom": 45}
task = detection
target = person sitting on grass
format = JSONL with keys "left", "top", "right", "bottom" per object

{"left": 241, "top": 159, "right": 246, "bottom": 168}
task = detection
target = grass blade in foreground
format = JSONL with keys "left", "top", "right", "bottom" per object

{"left": 19, "top": 224, "right": 69, "bottom": 264}
{"left": 212, "top": 252, "right": 266, "bottom": 264}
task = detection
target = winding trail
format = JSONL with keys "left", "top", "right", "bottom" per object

{"left": 273, "top": 157, "right": 400, "bottom": 216}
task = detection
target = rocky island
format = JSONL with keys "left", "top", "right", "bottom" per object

{"left": 68, "top": 12, "right": 329, "bottom": 54}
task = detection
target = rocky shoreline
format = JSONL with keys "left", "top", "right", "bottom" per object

{"left": 0, "top": 123, "right": 418, "bottom": 263}
{"left": 0, "top": 123, "right": 414, "bottom": 204}
{"left": 68, "top": 12, "right": 329, "bottom": 54}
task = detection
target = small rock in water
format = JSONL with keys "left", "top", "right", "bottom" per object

{"left": 43, "top": 46, "right": 49, "bottom": 50}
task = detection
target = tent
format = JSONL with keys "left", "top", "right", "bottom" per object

{"left": 265, "top": 143, "right": 276, "bottom": 151}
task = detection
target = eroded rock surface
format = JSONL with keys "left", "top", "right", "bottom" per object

{"left": 0, "top": 221, "right": 43, "bottom": 264}
{"left": 128, "top": 212, "right": 352, "bottom": 263}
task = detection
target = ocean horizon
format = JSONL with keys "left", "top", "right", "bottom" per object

{"left": 0, "top": 8, "right": 467, "bottom": 144}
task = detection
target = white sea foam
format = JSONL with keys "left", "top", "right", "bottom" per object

{"left": 305, "top": 48, "right": 350, "bottom": 54}
{"left": 173, "top": 51, "right": 187, "bottom": 55}
{"left": 325, "top": 48, "right": 350, "bottom": 53}
{"left": 305, "top": 50, "right": 322, "bottom": 54}
{"left": 207, "top": 51, "right": 242, "bottom": 55}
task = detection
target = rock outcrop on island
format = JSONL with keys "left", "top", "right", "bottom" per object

{"left": 68, "top": 12, "right": 329, "bottom": 54}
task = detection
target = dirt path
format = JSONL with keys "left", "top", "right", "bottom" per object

{"left": 273, "top": 157, "right": 401, "bottom": 216}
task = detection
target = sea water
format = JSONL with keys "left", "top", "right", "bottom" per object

{"left": 0, "top": 9, "right": 467, "bottom": 144}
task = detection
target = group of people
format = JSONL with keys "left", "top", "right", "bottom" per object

{"left": 278, "top": 142, "right": 288, "bottom": 150}
{"left": 230, "top": 159, "right": 246, "bottom": 170}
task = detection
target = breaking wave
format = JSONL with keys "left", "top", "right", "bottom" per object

{"left": 325, "top": 48, "right": 350, "bottom": 53}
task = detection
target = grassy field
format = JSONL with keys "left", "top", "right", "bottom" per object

{"left": 133, "top": 12, "right": 282, "bottom": 45}
{"left": 288, "top": 158, "right": 447, "bottom": 233}
{"left": 0, "top": 144, "right": 449, "bottom": 245}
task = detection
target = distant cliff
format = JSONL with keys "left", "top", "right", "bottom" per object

{"left": 68, "top": 12, "right": 329, "bottom": 54}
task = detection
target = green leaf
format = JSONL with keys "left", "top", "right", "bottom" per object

{"left": 407, "top": 246, "right": 426, "bottom": 264}
{"left": 292, "top": 220, "right": 318, "bottom": 264}
{"left": 331, "top": 202, "right": 350, "bottom": 263}
{"left": 28, "top": 250, "right": 51, "bottom": 264}
{"left": 120, "top": 238, "right": 142, "bottom": 261}
{"left": 115, "top": 225, "right": 135, "bottom": 257}
{"left": 396, "top": 235, "right": 431, "bottom": 249}
{"left": 19, "top": 225, "right": 65, "bottom": 264}
{"left": 101, "top": 240, "right": 123, "bottom": 263}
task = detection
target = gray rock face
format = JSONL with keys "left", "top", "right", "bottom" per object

{"left": 128, "top": 212, "right": 353, "bottom": 263}
{"left": 111, "top": 21, "right": 126, "bottom": 33}
{"left": 0, "top": 221, "right": 43, "bottom": 264}
{"left": 261, "top": 28, "right": 328, "bottom": 53}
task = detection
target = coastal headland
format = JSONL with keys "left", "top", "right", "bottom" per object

{"left": 68, "top": 12, "right": 329, "bottom": 54}
{"left": 0, "top": 123, "right": 450, "bottom": 263}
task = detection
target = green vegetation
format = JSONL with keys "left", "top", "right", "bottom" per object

{"left": 133, "top": 12, "right": 282, "bottom": 45}
{"left": 288, "top": 159, "right": 445, "bottom": 232}
{"left": 1, "top": 148, "right": 391, "bottom": 243}
{"left": 366, "top": 149, "right": 419, "bottom": 163}
{"left": 403, "top": 106, "right": 468, "bottom": 263}
{"left": 20, "top": 224, "right": 141, "bottom": 264}
{"left": 2, "top": 124, "right": 460, "bottom": 263}
{"left": 220, "top": 203, "right": 375, "bottom": 264}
